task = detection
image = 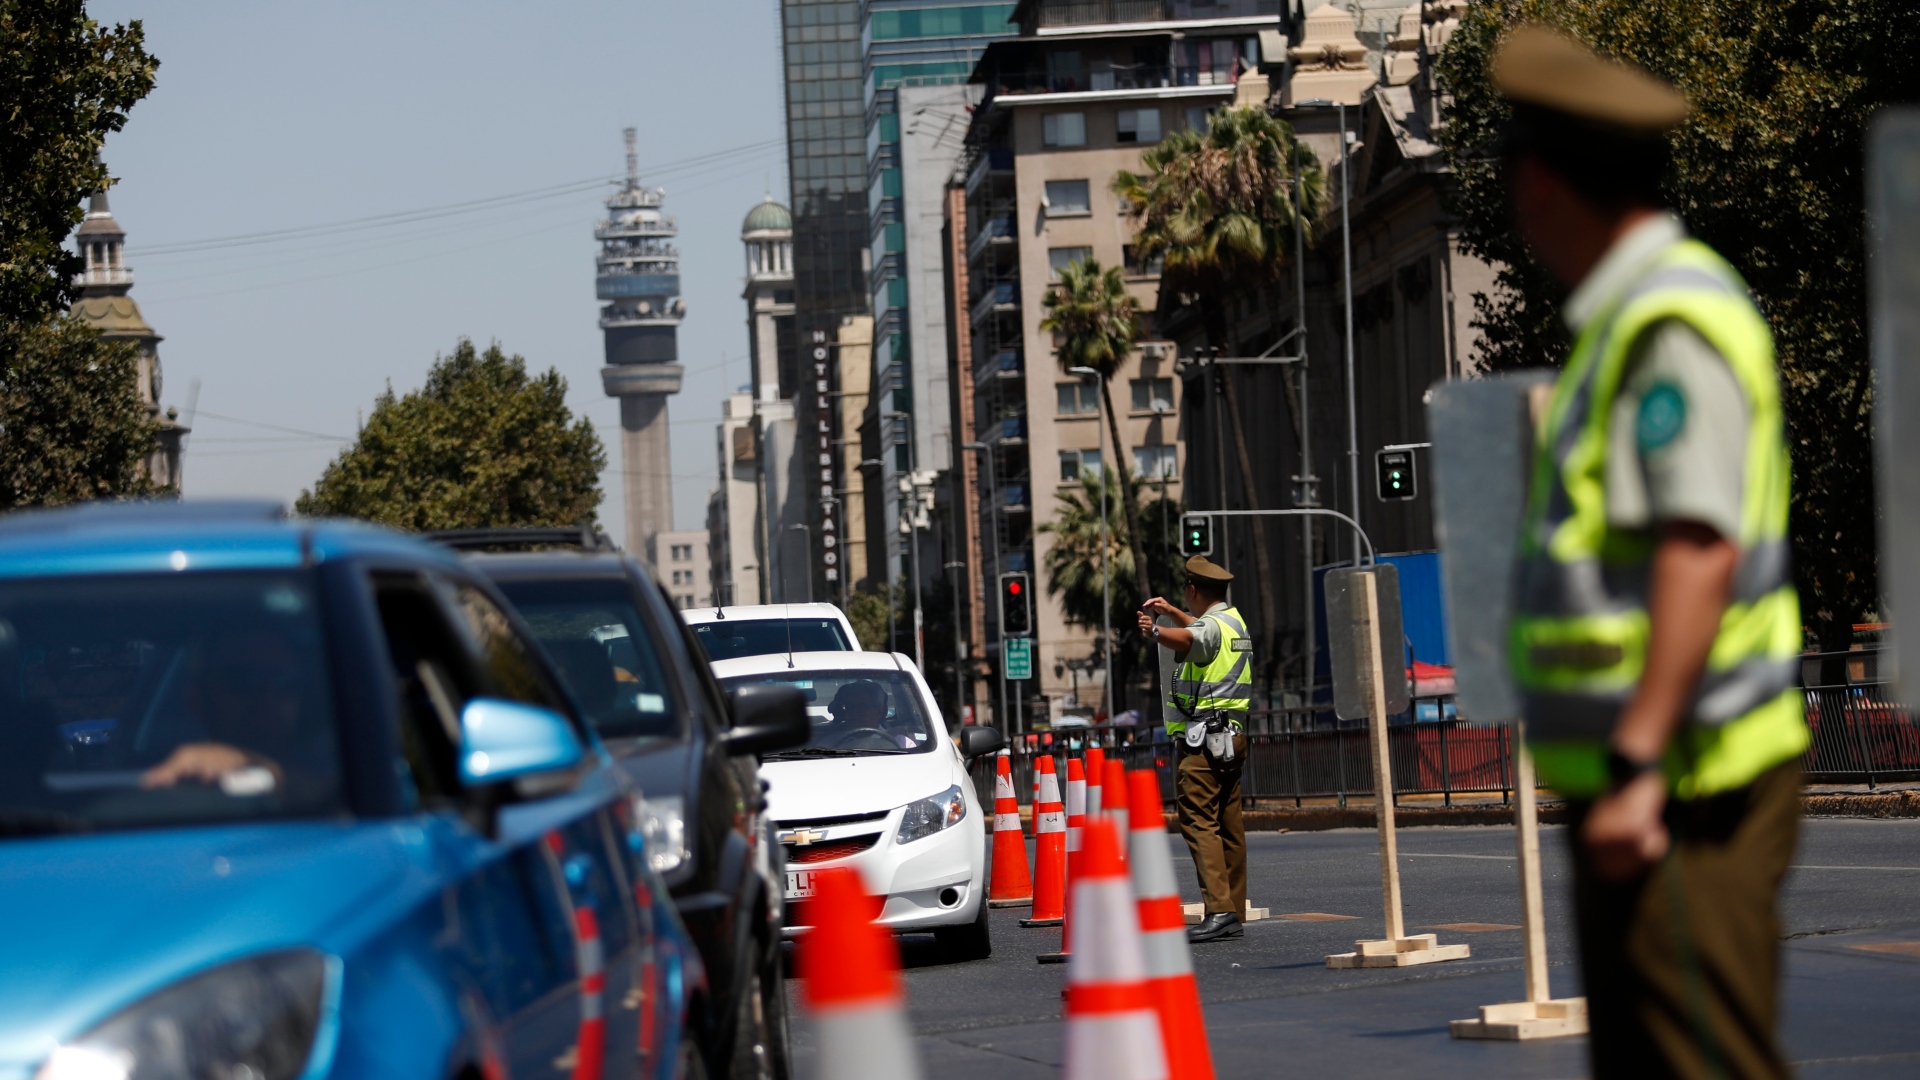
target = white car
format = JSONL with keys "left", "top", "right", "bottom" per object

{"left": 709, "top": 650, "right": 1004, "bottom": 958}
{"left": 681, "top": 602, "right": 861, "bottom": 661}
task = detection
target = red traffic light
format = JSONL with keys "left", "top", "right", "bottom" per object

{"left": 1009, "top": 582, "right": 1022, "bottom": 595}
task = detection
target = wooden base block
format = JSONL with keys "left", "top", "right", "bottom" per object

{"left": 1035, "top": 951, "right": 1068, "bottom": 965}
{"left": 1182, "top": 901, "right": 1271, "bottom": 925}
{"left": 988, "top": 898, "right": 1033, "bottom": 909}
{"left": 1326, "top": 934, "right": 1472, "bottom": 968}
{"left": 1449, "top": 998, "right": 1588, "bottom": 1041}
{"left": 1017, "top": 916, "right": 1063, "bottom": 928}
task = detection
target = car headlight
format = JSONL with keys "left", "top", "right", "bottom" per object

{"left": 36, "top": 950, "right": 336, "bottom": 1080}
{"left": 637, "top": 794, "right": 689, "bottom": 874}
{"left": 896, "top": 784, "right": 967, "bottom": 845}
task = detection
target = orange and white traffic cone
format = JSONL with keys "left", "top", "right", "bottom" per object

{"left": 988, "top": 749, "right": 1034, "bottom": 907}
{"left": 1104, "top": 757, "right": 1131, "bottom": 851}
{"left": 571, "top": 905, "right": 607, "bottom": 1080}
{"left": 798, "top": 867, "right": 923, "bottom": 1080}
{"left": 1129, "top": 769, "right": 1215, "bottom": 1080}
{"left": 1085, "top": 747, "right": 1107, "bottom": 819}
{"left": 1063, "top": 818, "right": 1168, "bottom": 1080}
{"left": 1039, "top": 756, "right": 1086, "bottom": 962}
{"left": 1022, "top": 754, "right": 1067, "bottom": 925}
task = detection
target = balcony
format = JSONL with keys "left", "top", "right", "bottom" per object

{"left": 72, "top": 266, "right": 133, "bottom": 288}
{"left": 969, "top": 279, "right": 1020, "bottom": 327}
{"left": 965, "top": 149, "right": 1015, "bottom": 197}
{"left": 597, "top": 273, "right": 681, "bottom": 301}
{"left": 1024, "top": 0, "right": 1278, "bottom": 30}
{"left": 967, "top": 215, "right": 1015, "bottom": 264}
{"left": 973, "top": 349, "right": 1024, "bottom": 389}
{"left": 993, "top": 415, "right": 1027, "bottom": 445}
{"left": 1001, "top": 484, "right": 1031, "bottom": 512}
{"left": 594, "top": 218, "right": 677, "bottom": 241}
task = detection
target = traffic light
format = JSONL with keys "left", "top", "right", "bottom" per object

{"left": 1181, "top": 514, "right": 1213, "bottom": 556}
{"left": 998, "top": 571, "right": 1031, "bottom": 636}
{"left": 1375, "top": 448, "right": 1417, "bottom": 501}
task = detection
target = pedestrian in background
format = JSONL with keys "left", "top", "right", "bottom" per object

{"left": 1494, "top": 25, "right": 1808, "bottom": 1080}
{"left": 1140, "top": 556, "right": 1251, "bottom": 943}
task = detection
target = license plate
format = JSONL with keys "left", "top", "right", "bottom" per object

{"left": 784, "top": 870, "right": 818, "bottom": 900}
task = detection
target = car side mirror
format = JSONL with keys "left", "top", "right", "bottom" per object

{"left": 959, "top": 726, "right": 1004, "bottom": 759}
{"left": 458, "top": 697, "right": 584, "bottom": 786}
{"left": 721, "top": 684, "right": 811, "bottom": 757}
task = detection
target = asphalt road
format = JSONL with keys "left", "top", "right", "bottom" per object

{"left": 787, "top": 817, "right": 1920, "bottom": 1079}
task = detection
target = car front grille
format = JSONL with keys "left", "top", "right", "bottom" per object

{"left": 784, "top": 834, "right": 879, "bottom": 865}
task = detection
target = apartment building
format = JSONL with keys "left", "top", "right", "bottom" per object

{"left": 952, "top": 0, "right": 1283, "bottom": 723}
{"left": 654, "top": 530, "right": 714, "bottom": 610}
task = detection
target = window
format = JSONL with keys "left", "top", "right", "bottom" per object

{"left": 1049, "top": 246, "right": 1093, "bottom": 279}
{"left": 1116, "top": 108, "right": 1162, "bottom": 144}
{"left": 494, "top": 577, "right": 683, "bottom": 740}
{"left": 448, "top": 582, "right": 567, "bottom": 711}
{"left": 1042, "top": 112, "right": 1086, "bottom": 147}
{"left": 715, "top": 668, "right": 944, "bottom": 757}
{"left": 1056, "top": 381, "right": 1100, "bottom": 415}
{"left": 1131, "top": 377, "right": 1174, "bottom": 413}
{"left": 1058, "top": 447, "right": 1103, "bottom": 482}
{"left": 670, "top": 544, "right": 693, "bottom": 561}
{"left": 1185, "top": 106, "right": 1212, "bottom": 134}
{"left": 1044, "top": 179, "right": 1091, "bottom": 215}
{"left": 693, "top": 618, "right": 854, "bottom": 661}
{"left": 1123, "top": 244, "right": 1164, "bottom": 277}
{"left": 1134, "top": 444, "right": 1178, "bottom": 479}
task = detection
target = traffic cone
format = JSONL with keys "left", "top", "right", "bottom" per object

{"left": 1085, "top": 747, "right": 1107, "bottom": 819}
{"left": 798, "top": 867, "right": 923, "bottom": 1080}
{"left": 1128, "top": 769, "right": 1215, "bottom": 1080}
{"left": 1023, "top": 755, "right": 1067, "bottom": 925}
{"left": 1039, "top": 756, "right": 1087, "bottom": 962}
{"left": 989, "top": 749, "right": 1034, "bottom": 907}
{"left": 1104, "top": 757, "right": 1131, "bottom": 848}
{"left": 1063, "top": 818, "right": 1168, "bottom": 1080}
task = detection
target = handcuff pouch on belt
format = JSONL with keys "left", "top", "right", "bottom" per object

{"left": 1182, "top": 714, "right": 1238, "bottom": 765}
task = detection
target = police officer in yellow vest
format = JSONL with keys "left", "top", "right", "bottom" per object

{"left": 1139, "top": 556, "right": 1251, "bottom": 943}
{"left": 1495, "top": 26, "right": 1806, "bottom": 1079}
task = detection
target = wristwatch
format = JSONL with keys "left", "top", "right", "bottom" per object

{"left": 1605, "top": 747, "right": 1660, "bottom": 791}
{"left": 1150, "top": 624, "right": 1161, "bottom": 640}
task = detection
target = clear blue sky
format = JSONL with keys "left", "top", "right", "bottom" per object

{"left": 88, "top": 0, "right": 788, "bottom": 534}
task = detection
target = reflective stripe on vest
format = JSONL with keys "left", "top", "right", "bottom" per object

{"left": 1512, "top": 238, "right": 1807, "bottom": 799}
{"left": 1167, "top": 606, "right": 1252, "bottom": 733}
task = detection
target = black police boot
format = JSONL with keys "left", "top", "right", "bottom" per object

{"left": 1187, "top": 912, "right": 1243, "bottom": 943}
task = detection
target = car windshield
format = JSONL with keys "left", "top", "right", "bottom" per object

{"left": 0, "top": 571, "right": 342, "bottom": 835}
{"left": 692, "top": 618, "right": 852, "bottom": 661}
{"left": 717, "top": 668, "right": 939, "bottom": 757}
{"left": 494, "top": 578, "right": 682, "bottom": 740}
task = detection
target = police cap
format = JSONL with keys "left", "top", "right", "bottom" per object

{"left": 1492, "top": 25, "right": 1689, "bottom": 134}
{"left": 1184, "top": 556, "right": 1233, "bottom": 585}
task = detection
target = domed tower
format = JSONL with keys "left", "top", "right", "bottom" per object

{"left": 740, "top": 195, "right": 794, "bottom": 402}
{"left": 70, "top": 187, "right": 187, "bottom": 488}
{"left": 597, "top": 128, "right": 685, "bottom": 557}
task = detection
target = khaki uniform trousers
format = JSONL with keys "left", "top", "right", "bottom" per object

{"left": 1175, "top": 731, "right": 1248, "bottom": 916}
{"left": 1568, "top": 760, "right": 1801, "bottom": 1080}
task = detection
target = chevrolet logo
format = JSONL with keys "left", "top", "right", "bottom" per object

{"left": 781, "top": 829, "right": 827, "bottom": 846}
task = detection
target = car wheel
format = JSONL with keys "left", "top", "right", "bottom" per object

{"left": 729, "top": 946, "right": 786, "bottom": 1080}
{"left": 933, "top": 896, "right": 992, "bottom": 962}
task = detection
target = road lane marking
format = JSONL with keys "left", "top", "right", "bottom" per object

{"left": 1401, "top": 853, "right": 1512, "bottom": 860}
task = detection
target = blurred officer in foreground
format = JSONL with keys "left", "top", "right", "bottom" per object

{"left": 1496, "top": 25, "right": 1807, "bottom": 1079}
{"left": 1139, "top": 556, "right": 1250, "bottom": 943}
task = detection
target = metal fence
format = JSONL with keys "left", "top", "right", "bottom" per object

{"left": 968, "top": 664, "right": 1920, "bottom": 809}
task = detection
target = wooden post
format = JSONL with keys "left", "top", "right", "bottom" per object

{"left": 1327, "top": 568, "right": 1469, "bottom": 969}
{"left": 1450, "top": 721, "right": 1589, "bottom": 1039}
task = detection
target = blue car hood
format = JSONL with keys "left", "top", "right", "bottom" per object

{"left": 0, "top": 820, "right": 430, "bottom": 1068}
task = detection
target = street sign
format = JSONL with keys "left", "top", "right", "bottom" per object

{"left": 1871, "top": 110, "right": 1920, "bottom": 702}
{"left": 1426, "top": 372, "right": 1555, "bottom": 724}
{"left": 1324, "top": 563, "right": 1409, "bottom": 721}
{"left": 1375, "top": 448, "right": 1417, "bottom": 501}
{"left": 1181, "top": 513, "right": 1213, "bottom": 556}
{"left": 1003, "top": 637, "right": 1033, "bottom": 681}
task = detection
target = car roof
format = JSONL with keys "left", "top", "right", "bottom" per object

{"left": 680, "top": 602, "right": 851, "bottom": 626}
{"left": 709, "top": 650, "right": 909, "bottom": 680}
{"left": 459, "top": 549, "right": 639, "bottom": 580}
{"left": 0, "top": 500, "right": 460, "bottom": 579}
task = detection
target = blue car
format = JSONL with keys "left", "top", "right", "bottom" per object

{"left": 0, "top": 502, "right": 741, "bottom": 1080}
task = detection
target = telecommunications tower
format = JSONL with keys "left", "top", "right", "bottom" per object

{"left": 597, "top": 127, "right": 684, "bottom": 557}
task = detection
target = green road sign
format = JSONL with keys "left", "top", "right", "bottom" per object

{"left": 1003, "top": 637, "right": 1033, "bottom": 680}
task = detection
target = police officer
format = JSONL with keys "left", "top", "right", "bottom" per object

{"left": 1139, "top": 556, "right": 1250, "bottom": 943}
{"left": 1495, "top": 26, "right": 1807, "bottom": 1079}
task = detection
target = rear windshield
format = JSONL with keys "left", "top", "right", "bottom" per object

{"left": 716, "top": 668, "right": 938, "bottom": 758}
{"left": 494, "top": 578, "right": 682, "bottom": 740}
{"left": 0, "top": 571, "right": 343, "bottom": 835}
{"left": 692, "top": 618, "right": 851, "bottom": 662}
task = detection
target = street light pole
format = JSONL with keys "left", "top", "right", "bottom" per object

{"left": 963, "top": 441, "right": 1007, "bottom": 737}
{"left": 1338, "top": 101, "right": 1361, "bottom": 568}
{"left": 1068, "top": 365, "right": 1114, "bottom": 720}
{"left": 784, "top": 523, "right": 812, "bottom": 603}
{"left": 1294, "top": 126, "right": 1318, "bottom": 698}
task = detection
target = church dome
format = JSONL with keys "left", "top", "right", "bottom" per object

{"left": 741, "top": 196, "right": 791, "bottom": 235}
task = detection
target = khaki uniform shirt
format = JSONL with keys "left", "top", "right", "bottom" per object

{"left": 1176, "top": 601, "right": 1230, "bottom": 667}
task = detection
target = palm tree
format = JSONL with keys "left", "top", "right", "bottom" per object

{"left": 1112, "top": 103, "right": 1326, "bottom": 686}
{"left": 1039, "top": 258, "right": 1154, "bottom": 612}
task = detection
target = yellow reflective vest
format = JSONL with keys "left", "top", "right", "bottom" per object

{"left": 1512, "top": 236, "right": 1807, "bottom": 799}
{"left": 1168, "top": 605, "right": 1253, "bottom": 734}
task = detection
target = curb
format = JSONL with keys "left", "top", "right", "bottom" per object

{"left": 1802, "top": 791, "right": 1920, "bottom": 819}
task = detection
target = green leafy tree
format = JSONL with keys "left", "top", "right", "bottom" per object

{"left": 0, "top": 315, "right": 157, "bottom": 507}
{"left": 1436, "top": 0, "right": 1920, "bottom": 654}
{"left": 297, "top": 339, "right": 605, "bottom": 530}
{"left": 1113, "top": 103, "right": 1326, "bottom": 670}
{"left": 1, "top": 1, "right": 157, "bottom": 324}
{"left": 846, "top": 586, "right": 898, "bottom": 652}
{"left": 1040, "top": 258, "right": 1154, "bottom": 615}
